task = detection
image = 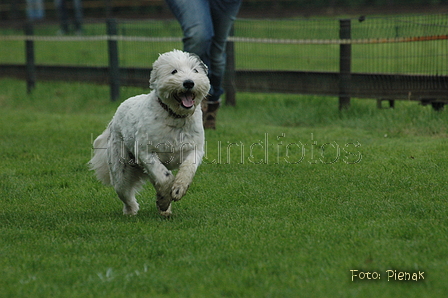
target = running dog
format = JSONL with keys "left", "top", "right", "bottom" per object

{"left": 89, "top": 50, "right": 210, "bottom": 216}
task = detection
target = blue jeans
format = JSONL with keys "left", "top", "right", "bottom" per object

{"left": 26, "top": 0, "right": 45, "bottom": 20}
{"left": 166, "top": 0, "right": 242, "bottom": 102}
{"left": 54, "top": 0, "right": 83, "bottom": 33}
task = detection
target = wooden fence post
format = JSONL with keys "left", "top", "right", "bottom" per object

{"left": 224, "top": 26, "right": 236, "bottom": 106}
{"left": 339, "top": 19, "right": 351, "bottom": 110}
{"left": 107, "top": 19, "right": 120, "bottom": 102}
{"left": 25, "top": 21, "right": 36, "bottom": 94}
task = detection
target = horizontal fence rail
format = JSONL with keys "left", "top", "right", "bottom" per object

{"left": 2, "top": 65, "right": 446, "bottom": 100}
{"left": 1, "top": 16, "right": 448, "bottom": 110}
{"left": 2, "top": 33, "right": 448, "bottom": 44}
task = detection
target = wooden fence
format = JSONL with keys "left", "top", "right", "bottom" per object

{"left": 1, "top": 18, "right": 448, "bottom": 110}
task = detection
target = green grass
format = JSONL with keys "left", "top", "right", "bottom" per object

{"left": 1, "top": 78, "right": 447, "bottom": 297}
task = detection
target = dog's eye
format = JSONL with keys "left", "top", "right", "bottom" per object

{"left": 171, "top": 69, "right": 178, "bottom": 75}
{"left": 193, "top": 69, "right": 199, "bottom": 73}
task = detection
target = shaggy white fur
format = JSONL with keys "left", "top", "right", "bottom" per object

{"left": 89, "top": 50, "right": 210, "bottom": 216}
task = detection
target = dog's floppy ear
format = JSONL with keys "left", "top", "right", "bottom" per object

{"left": 149, "top": 69, "right": 156, "bottom": 89}
{"left": 188, "top": 53, "right": 208, "bottom": 75}
{"left": 149, "top": 64, "right": 160, "bottom": 89}
{"left": 149, "top": 53, "right": 164, "bottom": 89}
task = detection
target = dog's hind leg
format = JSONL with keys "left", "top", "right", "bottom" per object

{"left": 117, "top": 187, "right": 140, "bottom": 216}
{"left": 110, "top": 162, "right": 144, "bottom": 215}
{"left": 108, "top": 135, "right": 145, "bottom": 215}
{"left": 114, "top": 166, "right": 146, "bottom": 216}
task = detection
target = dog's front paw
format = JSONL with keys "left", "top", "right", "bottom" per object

{"left": 156, "top": 197, "right": 172, "bottom": 217}
{"left": 158, "top": 203, "right": 172, "bottom": 217}
{"left": 171, "top": 182, "right": 189, "bottom": 201}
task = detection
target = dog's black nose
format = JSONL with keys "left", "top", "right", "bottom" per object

{"left": 183, "top": 80, "right": 194, "bottom": 89}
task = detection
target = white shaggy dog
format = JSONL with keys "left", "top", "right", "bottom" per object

{"left": 89, "top": 50, "right": 210, "bottom": 216}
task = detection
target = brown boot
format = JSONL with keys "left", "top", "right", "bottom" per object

{"left": 202, "top": 99, "right": 221, "bottom": 130}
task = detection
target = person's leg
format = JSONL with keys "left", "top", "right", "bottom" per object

{"left": 54, "top": 0, "right": 68, "bottom": 34}
{"left": 207, "top": 0, "right": 242, "bottom": 102}
{"left": 165, "top": 0, "right": 213, "bottom": 67}
{"left": 73, "top": 0, "right": 83, "bottom": 33}
{"left": 26, "top": 0, "right": 35, "bottom": 20}
{"left": 35, "top": 0, "right": 45, "bottom": 19}
{"left": 199, "top": 0, "right": 241, "bottom": 129}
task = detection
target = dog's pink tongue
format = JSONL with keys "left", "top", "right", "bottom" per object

{"left": 180, "top": 93, "right": 195, "bottom": 108}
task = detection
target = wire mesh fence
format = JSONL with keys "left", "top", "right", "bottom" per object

{"left": 1, "top": 13, "right": 447, "bottom": 106}
{"left": 2, "top": 14, "right": 447, "bottom": 73}
{"left": 233, "top": 15, "right": 448, "bottom": 75}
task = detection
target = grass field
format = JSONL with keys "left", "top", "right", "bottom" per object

{"left": 1, "top": 77, "right": 447, "bottom": 297}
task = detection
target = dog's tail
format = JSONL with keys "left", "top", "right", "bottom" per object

{"left": 89, "top": 127, "right": 112, "bottom": 186}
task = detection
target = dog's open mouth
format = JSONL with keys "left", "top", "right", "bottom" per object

{"left": 174, "top": 92, "right": 196, "bottom": 109}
